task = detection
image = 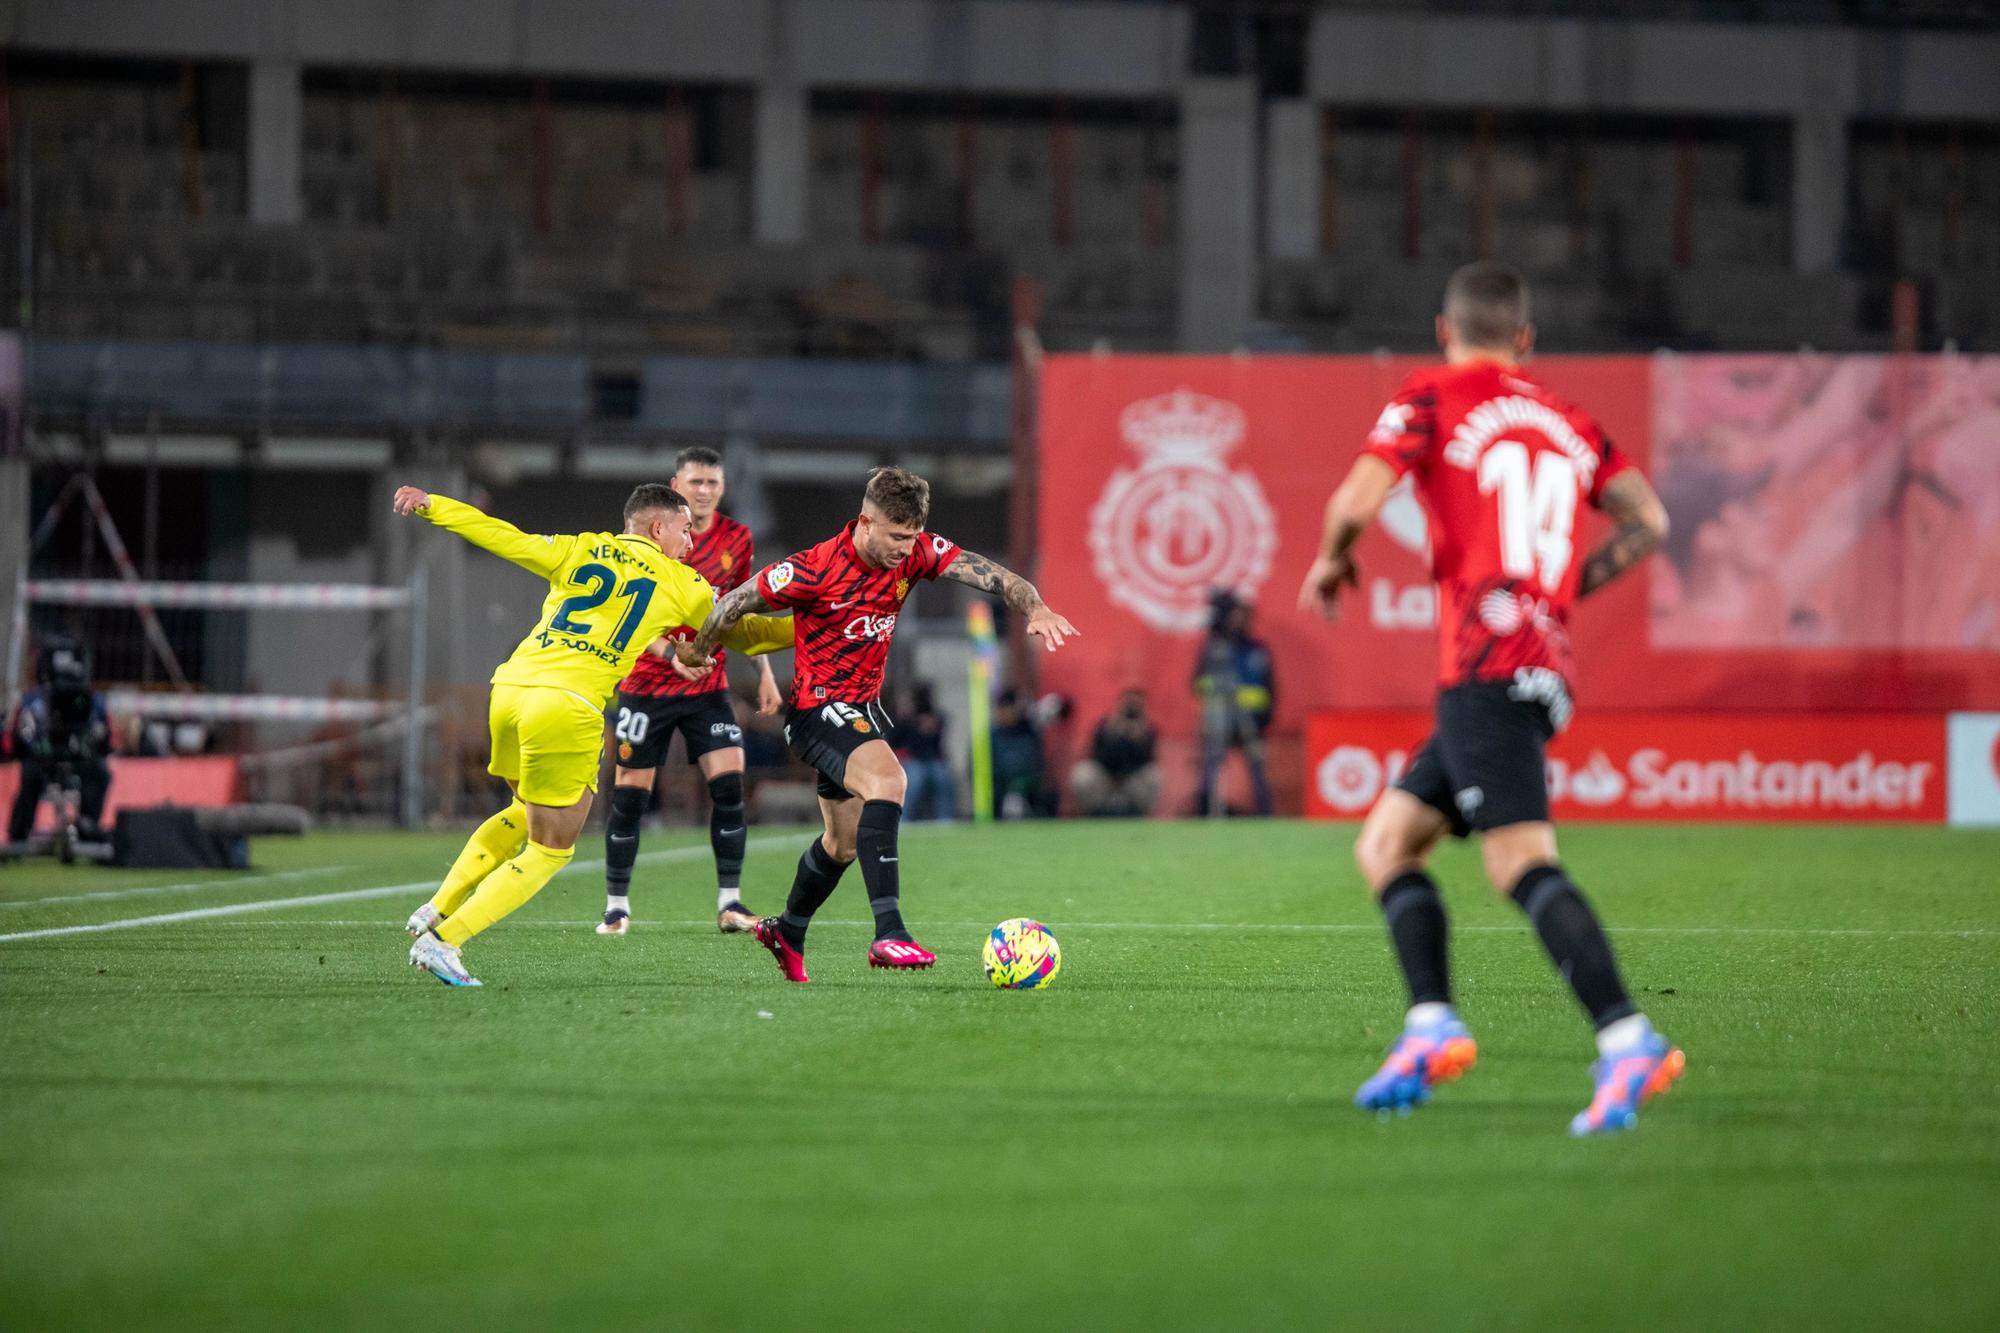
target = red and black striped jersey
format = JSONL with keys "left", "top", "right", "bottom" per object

{"left": 755, "top": 521, "right": 960, "bottom": 707}
{"left": 620, "top": 512, "right": 755, "bottom": 698}
{"left": 1363, "top": 361, "right": 1633, "bottom": 691}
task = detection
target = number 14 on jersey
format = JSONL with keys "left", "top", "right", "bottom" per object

{"left": 1478, "top": 441, "right": 1577, "bottom": 589}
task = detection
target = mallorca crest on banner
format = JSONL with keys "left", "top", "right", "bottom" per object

{"left": 1087, "top": 388, "right": 1278, "bottom": 633}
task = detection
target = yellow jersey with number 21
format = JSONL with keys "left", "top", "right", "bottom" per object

{"left": 421, "top": 495, "right": 789, "bottom": 710}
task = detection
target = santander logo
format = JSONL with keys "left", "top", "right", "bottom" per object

{"left": 1315, "top": 745, "right": 1410, "bottom": 813}
{"left": 842, "top": 613, "right": 898, "bottom": 641}
{"left": 1606, "top": 748, "right": 1932, "bottom": 813}
{"left": 1543, "top": 745, "right": 1932, "bottom": 813}
{"left": 1550, "top": 751, "right": 1627, "bottom": 806}
{"left": 1311, "top": 713, "right": 1946, "bottom": 823}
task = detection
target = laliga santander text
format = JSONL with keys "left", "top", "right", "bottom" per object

{"left": 1305, "top": 713, "right": 1947, "bottom": 823}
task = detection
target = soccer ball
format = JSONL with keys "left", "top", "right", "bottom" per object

{"left": 983, "top": 918, "right": 1061, "bottom": 990}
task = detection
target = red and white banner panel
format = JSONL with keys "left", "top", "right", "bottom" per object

{"left": 1305, "top": 712, "right": 1947, "bottom": 823}
{"left": 1036, "top": 354, "right": 2000, "bottom": 762}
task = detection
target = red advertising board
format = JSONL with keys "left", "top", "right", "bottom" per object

{"left": 1035, "top": 353, "right": 2000, "bottom": 780}
{"left": 0, "top": 757, "right": 241, "bottom": 832}
{"left": 1304, "top": 712, "right": 1947, "bottom": 823}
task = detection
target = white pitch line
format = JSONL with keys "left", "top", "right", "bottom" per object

{"left": 101, "top": 917, "right": 2000, "bottom": 939}
{"left": 1030, "top": 921, "right": 2000, "bottom": 938}
{"left": 0, "top": 864, "right": 354, "bottom": 910}
{"left": 0, "top": 838, "right": 792, "bottom": 944}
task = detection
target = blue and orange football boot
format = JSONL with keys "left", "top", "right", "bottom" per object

{"left": 1569, "top": 1025, "right": 1686, "bottom": 1137}
{"left": 1354, "top": 1014, "right": 1478, "bottom": 1114}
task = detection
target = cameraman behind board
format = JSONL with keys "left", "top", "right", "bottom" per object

{"left": 6, "top": 637, "right": 113, "bottom": 853}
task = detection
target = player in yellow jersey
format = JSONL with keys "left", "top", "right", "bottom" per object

{"left": 390, "top": 482, "right": 793, "bottom": 986}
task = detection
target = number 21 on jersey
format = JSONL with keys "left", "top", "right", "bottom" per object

{"left": 549, "top": 563, "right": 657, "bottom": 651}
{"left": 1478, "top": 440, "right": 1576, "bottom": 589}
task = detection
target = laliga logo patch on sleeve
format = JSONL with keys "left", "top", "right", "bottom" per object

{"left": 932, "top": 535, "right": 952, "bottom": 557}
{"left": 1368, "top": 402, "right": 1414, "bottom": 445}
{"left": 766, "top": 561, "right": 795, "bottom": 592}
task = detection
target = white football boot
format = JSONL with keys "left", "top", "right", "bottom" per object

{"left": 409, "top": 932, "right": 481, "bottom": 987}
{"left": 405, "top": 902, "right": 443, "bottom": 939}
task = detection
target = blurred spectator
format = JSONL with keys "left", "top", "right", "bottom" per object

{"left": 1069, "top": 688, "right": 1160, "bottom": 818}
{"left": 893, "top": 682, "right": 954, "bottom": 822}
{"left": 1193, "top": 591, "right": 1274, "bottom": 817}
{"left": 990, "top": 689, "right": 1049, "bottom": 819}
{"left": 5, "top": 637, "right": 114, "bottom": 845}
{"left": 122, "top": 715, "right": 169, "bottom": 757}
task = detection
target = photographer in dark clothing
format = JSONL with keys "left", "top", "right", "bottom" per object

{"left": 1069, "top": 688, "right": 1160, "bottom": 818}
{"left": 1193, "top": 590, "right": 1275, "bottom": 817}
{"left": 6, "top": 638, "right": 113, "bottom": 846}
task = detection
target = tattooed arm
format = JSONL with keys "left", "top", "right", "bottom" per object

{"left": 1578, "top": 469, "right": 1670, "bottom": 598}
{"left": 688, "top": 579, "right": 777, "bottom": 663}
{"left": 943, "top": 550, "right": 1044, "bottom": 615}
{"left": 942, "top": 550, "right": 1080, "bottom": 652}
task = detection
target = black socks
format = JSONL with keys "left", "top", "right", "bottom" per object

{"left": 773, "top": 802, "right": 910, "bottom": 951}
{"left": 779, "top": 837, "right": 850, "bottom": 951}
{"left": 1378, "top": 870, "right": 1451, "bottom": 1007}
{"left": 856, "top": 799, "right": 908, "bottom": 942}
{"left": 1511, "top": 864, "right": 1637, "bottom": 1029}
{"left": 707, "top": 772, "right": 746, "bottom": 894}
{"left": 603, "top": 785, "right": 650, "bottom": 897}
{"left": 609, "top": 775, "right": 746, "bottom": 903}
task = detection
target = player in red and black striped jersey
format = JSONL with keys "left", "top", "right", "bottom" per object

{"left": 1298, "top": 262, "right": 1683, "bottom": 1135}
{"left": 687, "top": 465, "right": 1078, "bottom": 982}
{"left": 598, "top": 447, "right": 788, "bottom": 938}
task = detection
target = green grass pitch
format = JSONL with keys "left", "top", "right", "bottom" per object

{"left": 2, "top": 820, "right": 1996, "bottom": 1329}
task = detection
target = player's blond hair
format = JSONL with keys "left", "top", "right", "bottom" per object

{"left": 864, "top": 466, "right": 930, "bottom": 527}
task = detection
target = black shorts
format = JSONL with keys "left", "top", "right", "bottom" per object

{"left": 611, "top": 690, "right": 742, "bottom": 770}
{"left": 1395, "top": 679, "right": 1561, "bottom": 838}
{"left": 784, "top": 698, "right": 894, "bottom": 801}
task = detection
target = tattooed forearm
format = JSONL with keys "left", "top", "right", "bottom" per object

{"left": 693, "top": 580, "right": 773, "bottom": 656}
{"left": 1577, "top": 522, "right": 1660, "bottom": 597}
{"left": 1578, "top": 472, "right": 1670, "bottom": 598}
{"left": 944, "top": 551, "right": 1046, "bottom": 615}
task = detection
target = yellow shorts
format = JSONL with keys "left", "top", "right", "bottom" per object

{"left": 486, "top": 683, "right": 605, "bottom": 807}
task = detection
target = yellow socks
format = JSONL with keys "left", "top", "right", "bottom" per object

{"left": 430, "top": 801, "right": 528, "bottom": 917}
{"left": 436, "top": 840, "right": 574, "bottom": 947}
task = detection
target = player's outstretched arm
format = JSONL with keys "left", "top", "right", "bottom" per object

{"left": 389, "top": 485, "right": 570, "bottom": 580}
{"left": 1298, "top": 454, "right": 1396, "bottom": 620}
{"left": 1578, "top": 470, "right": 1670, "bottom": 598}
{"left": 942, "top": 551, "right": 1078, "bottom": 652}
